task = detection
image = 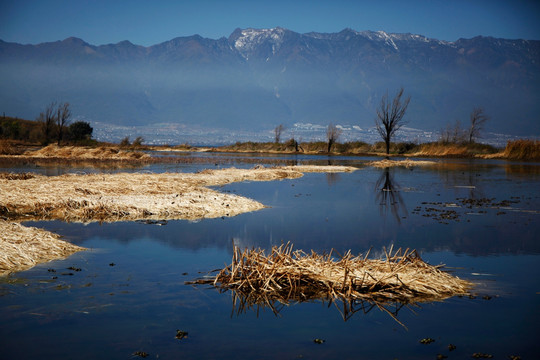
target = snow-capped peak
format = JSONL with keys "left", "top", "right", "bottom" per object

{"left": 360, "top": 30, "right": 399, "bottom": 51}
{"left": 233, "top": 27, "right": 286, "bottom": 58}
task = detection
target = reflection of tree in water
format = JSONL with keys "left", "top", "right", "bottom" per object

{"left": 375, "top": 167, "right": 408, "bottom": 223}
{"left": 326, "top": 172, "right": 340, "bottom": 186}
{"left": 431, "top": 162, "right": 486, "bottom": 200}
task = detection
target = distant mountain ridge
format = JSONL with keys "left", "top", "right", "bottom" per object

{"left": 1, "top": 27, "right": 539, "bottom": 138}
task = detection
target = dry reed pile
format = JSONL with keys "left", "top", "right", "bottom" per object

{"left": 0, "top": 220, "right": 85, "bottom": 276}
{"left": 368, "top": 159, "right": 436, "bottom": 168}
{"left": 191, "top": 243, "right": 471, "bottom": 322}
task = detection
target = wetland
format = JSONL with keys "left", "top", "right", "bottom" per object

{"left": 0, "top": 152, "right": 539, "bottom": 359}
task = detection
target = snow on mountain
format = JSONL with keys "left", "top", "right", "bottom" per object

{"left": 1, "top": 27, "right": 539, "bottom": 137}
{"left": 232, "top": 27, "right": 286, "bottom": 59}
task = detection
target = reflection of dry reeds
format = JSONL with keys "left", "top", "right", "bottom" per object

{"left": 0, "top": 220, "right": 85, "bottom": 276}
{"left": 189, "top": 243, "right": 472, "bottom": 325}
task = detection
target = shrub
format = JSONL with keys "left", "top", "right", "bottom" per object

{"left": 120, "top": 137, "right": 131, "bottom": 147}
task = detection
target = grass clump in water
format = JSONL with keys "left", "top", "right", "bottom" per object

{"left": 189, "top": 243, "right": 472, "bottom": 324}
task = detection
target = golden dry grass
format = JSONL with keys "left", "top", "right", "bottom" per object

{"left": 500, "top": 140, "right": 540, "bottom": 161}
{"left": 0, "top": 166, "right": 357, "bottom": 223}
{"left": 411, "top": 143, "right": 472, "bottom": 157}
{"left": 0, "top": 140, "right": 25, "bottom": 155}
{"left": 0, "top": 220, "right": 85, "bottom": 276}
{"left": 189, "top": 243, "right": 472, "bottom": 324}
{"left": 0, "top": 165, "right": 357, "bottom": 275}
{"left": 368, "top": 159, "right": 437, "bottom": 168}
{"left": 22, "top": 144, "right": 150, "bottom": 160}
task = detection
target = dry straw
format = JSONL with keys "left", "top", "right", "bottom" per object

{"left": 1, "top": 166, "right": 356, "bottom": 275}
{"left": 0, "top": 220, "right": 84, "bottom": 276}
{"left": 24, "top": 145, "right": 150, "bottom": 160}
{"left": 189, "top": 243, "right": 471, "bottom": 325}
{"left": 368, "top": 159, "right": 436, "bottom": 168}
{"left": 0, "top": 166, "right": 356, "bottom": 223}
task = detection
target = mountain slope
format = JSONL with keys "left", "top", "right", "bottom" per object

{"left": 0, "top": 28, "right": 538, "bottom": 137}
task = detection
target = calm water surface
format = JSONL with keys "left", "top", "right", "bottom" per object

{"left": 1, "top": 155, "right": 539, "bottom": 359}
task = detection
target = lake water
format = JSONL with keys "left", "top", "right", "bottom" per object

{"left": 1, "top": 154, "right": 539, "bottom": 359}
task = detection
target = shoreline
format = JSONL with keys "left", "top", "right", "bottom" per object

{"left": 2, "top": 141, "right": 538, "bottom": 162}
{"left": 0, "top": 165, "right": 357, "bottom": 275}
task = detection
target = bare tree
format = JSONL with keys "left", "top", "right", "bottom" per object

{"left": 440, "top": 119, "right": 467, "bottom": 143}
{"left": 452, "top": 120, "right": 466, "bottom": 143}
{"left": 56, "top": 102, "right": 71, "bottom": 145}
{"left": 274, "top": 124, "right": 285, "bottom": 143}
{"left": 467, "top": 107, "right": 489, "bottom": 143}
{"left": 439, "top": 123, "right": 452, "bottom": 143}
{"left": 326, "top": 123, "right": 342, "bottom": 153}
{"left": 37, "top": 101, "right": 57, "bottom": 145}
{"left": 375, "top": 87, "right": 411, "bottom": 156}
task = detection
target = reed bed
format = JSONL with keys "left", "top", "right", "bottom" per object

{"left": 23, "top": 144, "right": 150, "bottom": 160}
{"left": 0, "top": 220, "right": 85, "bottom": 276}
{"left": 500, "top": 139, "right": 540, "bottom": 161}
{"left": 412, "top": 143, "right": 472, "bottom": 157}
{"left": 0, "top": 166, "right": 357, "bottom": 222}
{"left": 1, "top": 166, "right": 356, "bottom": 275}
{"left": 190, "top": 243, "right": 471, "bottom": 323}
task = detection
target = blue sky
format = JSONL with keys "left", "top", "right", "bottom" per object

{"left": 1, "top": 0, "right": 539, "bottom": 46}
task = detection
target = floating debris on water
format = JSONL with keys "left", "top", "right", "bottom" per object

{"left": 472, "top": 353, "right": 493, "bottom": 358}
{"left": 175, "top": 330, "right": 188, "bottom": 340}
{"left": 132, "top": 350, "right": 149, "bottom": 358}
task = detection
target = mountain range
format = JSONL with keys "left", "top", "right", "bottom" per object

{"left": 1, "top": 27, "right": 539, "bottom": 140}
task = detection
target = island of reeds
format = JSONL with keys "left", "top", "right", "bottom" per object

{"left": 187, "top": 243, "right": 472, "bottom": 324}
